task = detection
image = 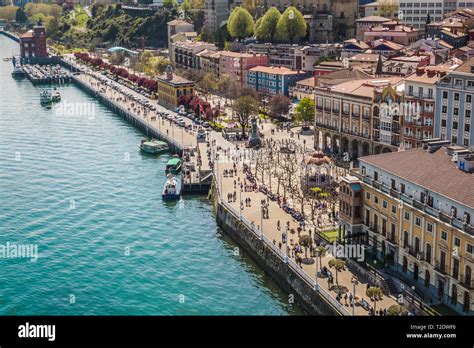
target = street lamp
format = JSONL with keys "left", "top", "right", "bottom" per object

{"left": 260, "top": 202, "right": 264, "bottom": 240}
{"left": 284, "top": 225, "right": 289, "bottom": 263}
{"left": 411, "top": 285, "right": 416, "bottom": 312}
{"left": 315, "top": 249, "right": 319, "bottom": 292}
{"left": 351, "top": 276, "right": 359, "bottom": 316}
{"left": 239, "top": 186, "right": 242, "bottom": 218}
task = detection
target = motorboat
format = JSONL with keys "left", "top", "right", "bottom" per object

{"left": 162, "top": 174, "right": 181, "bottom": 200}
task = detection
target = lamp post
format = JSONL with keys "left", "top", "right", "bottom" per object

{"left": 315, "top": 250, "right": 319, "bottom": 292}
{"left": 239, "top": 186, "right": 242, "bottom": 218}
{"left": 411, "top": 285, "right": 416, "bottom": 313}
{"left": 284, "top": 225, "right": 289, "bottom": 263}
{"left": 260, "top": 202, "right": 264, "bottom": 240}
{"left": 351, "top": 276, "right": 359, "bottom": 316}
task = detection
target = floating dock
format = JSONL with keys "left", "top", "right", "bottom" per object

{"left": 22, "top": 64, "right": 72, "bottom": 84}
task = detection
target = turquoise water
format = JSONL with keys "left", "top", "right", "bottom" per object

{"left": 0, "top": 35, "right": 302, "bottom": 315}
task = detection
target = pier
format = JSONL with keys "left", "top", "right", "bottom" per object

{"left": 22, "top": 64, "right": 72, "bottom": 84}
{"left": 70, "top": 70, "right": 212, "bottom": 195}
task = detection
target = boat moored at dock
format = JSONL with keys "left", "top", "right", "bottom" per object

{"left": 139, "top": 139, "right": 169, "bottom": 154}
{"left": 11, "top": 63, "right": 25, "bottom": 78}
{"left": 162, "top": 174, "right": 181, "bottom": 200}
{"left": 165, "top": 155, "right": 183, "bottom": 175}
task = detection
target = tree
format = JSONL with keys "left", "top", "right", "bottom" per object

{"left": 200, "top": 26, "right": 214, "bottom": 42}
{"left": 179, "top": 0, "right": 191, "bottom": 18}
{"left": 227, "top": 6, "right": 254, "bottom": 42}
{"left": 268, "top": 94, "right": 290, "bottom": 117}
{"left": 387, "top": 304, "right": 408, "bottom": 316}
{"left": 197, "top": 72, "right": 218, "bottom": 101}
{"left": 276, "top": 6, "right": 306, "bottom": 44}
{"left": 328, "top": 258, "right": 345, "bottom": 288}
{"left": 15, "top": 7, "right": 28, "bottom": 23}
{"left": 241, "top": 0, "right": 261, "bottom": 17}
{"left": 366, "top": 287, "right": 384, "bottom": 315}
{"left": 316, "top": 245, "right": 326, "bottom": 270}
{"left": 294, "top": 96, "right": 314, "bottom": 129}
{"left": 233, "top": 95, "right": 259, "bottom": 138}
{"left": 255, "top": 7, "right": 280, "bottom": 43}
{"left": 299, "top": 235, "right": 312, "bottom": 260}
{"left": 163, "top": 0, "right": 179, "bottom": 9}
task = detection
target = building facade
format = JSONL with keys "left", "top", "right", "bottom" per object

{"left": 157, "top": 66, "right": 194, "bottom": 109}
{"left": 314, "top": 77, "right": 405, "bottom": 159}
{"left": 219, "top": 51, "right": 268, "bottom": 87}
{"left": 339, "top": 144, "right": 474, "bottom": 315}
{"left": 435, "top": 57, "right": 474, "bottom": 148}
{"left": 19, "top": 25, "right": 48, "bottom": 63}
{"left": 246, "top": 66, "right": 311, "bottom": 96}
{"left": 204, "top": 0, "right": 229, "bottom": 33}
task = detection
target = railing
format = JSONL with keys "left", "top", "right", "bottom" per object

{"left": 216, "top": 177, "right": 350, "bottom": 316}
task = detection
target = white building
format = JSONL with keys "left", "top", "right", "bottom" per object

{"left": 399, "top": 0, "right": 474, "bottom": 29}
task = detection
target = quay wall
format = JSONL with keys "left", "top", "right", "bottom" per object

{"left": 71, "top": 74, "right": 184, "bottom": 154}
{"left": 0, "top": 30, "right": 19, "bottom": 42}
{"left": 211, "top": 182, "right": 344, "bottom": 316}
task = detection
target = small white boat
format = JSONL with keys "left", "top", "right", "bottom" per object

{"left": 52, "top": 90, "right": 61, "bottom": 102}
{"left": 40, "top": 90, "right": 52, "bottom": 106}
{"left": 162, "top": 174, "right": 181, "bottom": 200}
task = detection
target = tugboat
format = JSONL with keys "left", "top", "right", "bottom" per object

{"left": 40, "top": 90, "right": 53, "bottom": 107}
{"left": 11, "top": 63, "right": 25, "bottom": 78}
{"left": 165, "top": 155, "right": 183, "bottom": 175}
{"left": 162, "top": 174, "right": 181, "bottom": 200}
{"left": 139, "top": 139, "right": 169, "bottom": 154}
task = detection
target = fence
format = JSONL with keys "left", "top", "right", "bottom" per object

{"left": 215, "top": 171, "right": 350, "bottom": 316}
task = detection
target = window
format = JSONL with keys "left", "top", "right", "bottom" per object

{"left": 374, "top": 171, "right": 379, "bottom": 181}
{"left": 427, "top": 223, "right": 433, "bottom": 233}
{"left": 405, "top": 212, "right": 410, "bottom": 220}
{"left": 467, "top": 95, "right": 472, "bottom": 103}
{"left": 400, "top": 183, "right": 405, "bottom": 194}
{"left": 454, "top": 108, "right": 459, "bottom": 116}
{"left": 454, "top": 237, "right": 461, "bottom": 247}
{"left": 442, "top": 106, "right": 447, "bottom": 113}
{"left": 374, "top": 196, "right": 379, "bottom": 204}
{"left": 467, "top": 244, "right": 473, "bottom": 254}
{"left": 415, "top": 217, "right": 421, "bottom": 226}
{"left": 454, "top": 93, "right": 460, "bottom": 101}
{"left": 441, "top": 230, "right": 448, "bottom": 240}
{"left": 443, "top": 91, "right": 448, "bottom": 99}
{"left": 366, "top": 192, "right": 371, "bottom": 200}
{"left": 391, "top": 205, "right": 397, "bottom": 214}
{"left": 383, "top": 200, "right": 388, "bottom": 208}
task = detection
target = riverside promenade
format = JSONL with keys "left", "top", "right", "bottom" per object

{"left": 67, "top": 57, "right": 399, "bottom": 315}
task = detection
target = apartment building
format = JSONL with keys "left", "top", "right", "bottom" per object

{"left": 245, "top": 43, "right": 339, "bottom": 71}
{"left": 364, "top": 21, "right": 422, "bottom": 46}
{"left": 339, "top": 143, "right": 474, "bottom": 315}
{"left": 435, "top": 57, "right": 474, "bottom": 148}
{"left": 398, "top": 0, "right": 474, "bottom": 29}
{"left": 219, "top": 51, "right": 268, "bottom": 87}
{"left": 171, "top": 40, "right": 218, "bottom": 70}
{"left": 314, "top": 77, "right": 404, "bottom": 159}
{"left": 246, "top": 66, "right": 311, "bottom": 96}
{"left": 204, "top": 0, "right": 229, "bottom": 33}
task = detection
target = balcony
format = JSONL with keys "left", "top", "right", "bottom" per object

{"left": 459, "top": 274, "right": 474, "bottom": 289}
{"left": 389, "top": 188, "right": 400, "bottom": 199}
{"left": 435, "top": 261, "right": 448, "bottom": 275}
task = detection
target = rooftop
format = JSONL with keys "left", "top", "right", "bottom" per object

{"left": 356, "top": 15, "right": 391, "bottom": 23}
{"left": 157, "top": 73, "right": 193, "bottom": 85}
{"left": 360, "top": 147, "right": 474, "bottom": 209}
{"left": 249, "top": 66, "right": 304, "bottom": 75}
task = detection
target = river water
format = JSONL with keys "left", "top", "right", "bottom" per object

{"left": 0, "top": 35, "right": 303, "bottom": 315}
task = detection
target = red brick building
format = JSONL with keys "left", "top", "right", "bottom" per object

{"left": 19, "top": 26, "right": 48, "bottom": 63}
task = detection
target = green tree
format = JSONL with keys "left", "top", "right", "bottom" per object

{"left": 255, "top": 7, "right": 280, "bottom": 43}
{"left": 294, "top": 96, "right": 314, "bottom": 128}
{"left": 200, "top": 26, "right": 214, "bottom": 42}
{"left": 233, "top": 95, "right": 259, "bottom": 138}
{"left": 387, "top": 304, "right": 408, "bottom": 316}
{"left": 227, "top": 6, "right": 254, "bottom": 41}
{"left": 366, "top": 287, "right": 384, "bottom": 315}
{"left": 328, "top": 258, "right": 345, "bottom": 288}
{"left": 276, "top": 6, "right": 306, "bottom": 44}
{"left": 15, "top": 7, "right": 28, "bottom": 23}
{"left": 45, "top": 15, "right": 59, "bottom": 37}
{"left": 241, "top": 0, "right": 261, "bottom": 17}
{"left": 198, "top": 72, "right": 218, "bottom": 101}
{"left": 163, "top": 0, "right": 179, "bottom": 9}
{"left": 179, "top": 0, "right": 191, "bottom": 18}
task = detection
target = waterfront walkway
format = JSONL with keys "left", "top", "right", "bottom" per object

{"left": 70, "top": 58, "right": 400, "bottom": 315}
